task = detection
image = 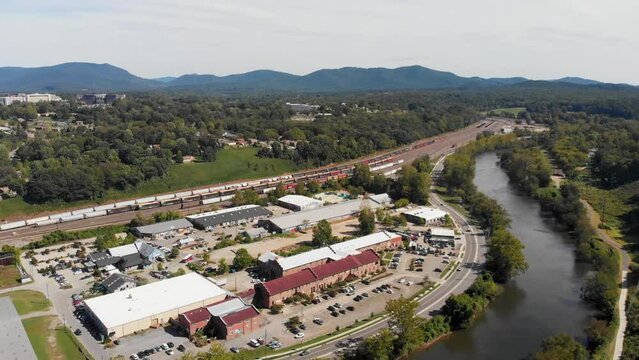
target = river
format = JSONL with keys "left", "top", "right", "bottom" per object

{"left": 413, "top": 152, "right": 595, "bottom": 360}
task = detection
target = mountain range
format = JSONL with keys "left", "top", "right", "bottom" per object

{"left": 0, "top": 62, "right": 631, "bottom": 93}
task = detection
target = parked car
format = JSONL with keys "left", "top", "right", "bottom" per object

{"left": 346, "top": 306, "right": 355, "bottom": 311}
{"left": 313, "top": 318, "right": 324, "bottom": 325}
{"left": 166, "top": 349, "right": 174, "bottom": 355}
{"left": 74, "top": 328, "right": 82, "bottom": 335}
{"left": 294, "top": 332, "right": 305, "bottom": 339}
{"left": 177, "top": 345, "right": 186, "bottom": 352}
{"left": 230, "top": 347, "right": 240, "bottom": 353}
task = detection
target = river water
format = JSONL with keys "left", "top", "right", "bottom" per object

{"left": 413, "top": 152, "right": 595, "bottom": 360}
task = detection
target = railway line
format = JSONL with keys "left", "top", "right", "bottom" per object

{"left": 0, "top": 118, "right": 504, "bottom": 245}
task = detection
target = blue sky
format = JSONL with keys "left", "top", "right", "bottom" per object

{"left": 1, "top": 0, "right": 638, "bottom": 83}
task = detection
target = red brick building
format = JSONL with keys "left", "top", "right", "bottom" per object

{"left": 177, "top": 297, "right": 263, "bottom": 339}
{"left": 178, "top": 307, "right": 212, "bottom": 336}
{"left": 255, "top": 250, "right": 381, "bottom": 308}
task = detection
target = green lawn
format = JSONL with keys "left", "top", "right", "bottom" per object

{"left": 0, "top": 265, "right": 21, "bottom": 289}
{"left": 0, "top": 290, "right": 50, "bottom": 315}
{"left": 488, "top": 107, "right": 527, "bottom": 117}
{"left": 23, "top": 316, "right": 90, "bottom": 360}
{"left": 0, "top": 147, "right": 300, "bottom": 219}
{"left": 578, "top": 181, "right": 639, "bottom": 241}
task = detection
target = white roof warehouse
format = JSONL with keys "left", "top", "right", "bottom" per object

{"left": 186, "top": 205, "right": 272, "bottom": 230}
{"left": 133, "top": 218, "right": 193, "bottom": 237}
{"left": 259, "top": 196, "right": 388, "bottom": 233}
{"left": 83, "top": 273, "right": 227, "bottom": 339}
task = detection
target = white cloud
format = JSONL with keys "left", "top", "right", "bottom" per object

{"left": 1, "top": 0, "right": 637, "bottom": 83}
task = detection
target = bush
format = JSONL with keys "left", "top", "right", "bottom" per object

{"left": 270, "top": 304, "right": 283, "bottom": 314}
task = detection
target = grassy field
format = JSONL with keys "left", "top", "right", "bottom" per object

{"left": 0, "top": 265, "right": 20, "bottom": 289}
{"left": 23, "top": 316, "right": 91, "bottom": 360}
{"left": 487, "top": 107, "right": 526, "bottom": 117}
{"left": 578, "top": 181, "right": 639, "bottom": 241}
{"left": 0, "top": 147, "right": 300, "bottom": 219}
{"left": 0, "top": 290, "right": 50, "bottom": 315}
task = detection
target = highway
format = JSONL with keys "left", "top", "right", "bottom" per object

{"left": 0, "top": 119, "right": 503, "bottom": 246}
{"left": 293, "top": 159, "right": 487, "bottom": 360}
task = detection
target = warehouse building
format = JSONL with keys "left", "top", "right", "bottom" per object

{"left": 0, "top": 297, "right": 37, "bottom": 360}
{"left": 84, "top": 273, "right": 227, "bottom": 339}
{"left": 133, "top": 218, "right": 193, "bottom": 238}
{"left": 186, "top": 205, "right": 272, "bottom": 231}
{"left": 401, "top": 206, "right": 448, "bottom": 225}
{"left": 258, "top": 231, "right": 401, "bottom": 278}
{"left": 255, "top": 250, "right": 381, "bottom": 307}
{"left": 277, "top": 194, "right": 323, "bottom": 212}
{"left": 258, "top": 198, "right": 384, "bottom": 233}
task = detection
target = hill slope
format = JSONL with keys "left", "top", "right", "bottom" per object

{"left": 0, "top": 62, "right": 159, "bottom": 92}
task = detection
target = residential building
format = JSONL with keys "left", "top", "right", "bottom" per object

{"left": 255, "top": 250, "right": 381, "bottom": 308}
{"left": 0, "top": 93, "right": 61, "bottom": 106}
{"left": 277, "top": 194, "right": 323, "bottom": 212}
{"left": 84, "top": 273, "right": 227, "bottom": 339}
{"left": 186, "top": 205, "right": 272, "bottom": 231}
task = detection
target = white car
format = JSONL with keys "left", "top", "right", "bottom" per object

{"left": 398, "top": 278, "right": 406, "bottom": 284}
{"left": 294, "top": 332, "right": 305, "bottom": 339}
{"left": 406, "top": 281, "right": 414, "bottom": 286}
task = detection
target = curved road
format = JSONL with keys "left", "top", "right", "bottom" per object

{"left": 293, "top": 193, "right": 487, "bottom": 359}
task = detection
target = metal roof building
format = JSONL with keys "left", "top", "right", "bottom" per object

{"left": 186, "top": 205, "right": 272, "bottom": 230}
{"left": 401, "top": 206, "right": 448, "bottom": 224}
{"left": 277, "top": 194, "right": 323, "bottom": 211}
{"left": 258, "top": 198, "right": 382, "bottom": 233}
{"left": 0, "top": 297, "right": 37, "bottom": 360}
{"left": 84, "top": 273, "right": 227, "bottom": 338}
{"left": 133, "top": 219, "right": 193, "bottom": 237}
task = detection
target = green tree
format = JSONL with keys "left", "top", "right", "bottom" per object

{"left": 357, "top": 328, "right": 395, "bottom": 360}
{"left": 352, "top": 164, "right": 372, "bottom": 188}
{"left": 532, "top": 334, "right": 588, "bottom": 360}
{"left": 180, "top": 342, "right": 232, "bottom": 360}
{"left": 385, "top": 296, "right": 423, "bottom": 354}
{"left": 232, "top": 248, "right": 254, "bottom": 270}
{"left": 217, "top": 258, "right": 229, "bottom": 275}
{"left": 358, "top": 206, "right": 376, "bottom": 235}
{"left": 312, "top": 220, "right": 333, "bottom": 247}
{"left": 441, "top": 293, "right": 478, "bottom": 330}
{"left": 486, "top": 229, "right": 528, "bottom": 283}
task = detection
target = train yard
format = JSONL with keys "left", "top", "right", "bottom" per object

{"left": 0, "top": 118, "right": 504, "bottom": 245}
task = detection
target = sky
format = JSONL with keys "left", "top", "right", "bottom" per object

{"left": 1, "top": 0, "right": 638, "bottom": 83}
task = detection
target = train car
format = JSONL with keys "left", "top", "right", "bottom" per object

{"left": 0, "top": 221, "right": 27, "bottom": 231}
{"left": 49, "top": 212, "right": 73, "bottom": 220}
{"left": 175, "top": 191, "right": 193, "bottom": 198}
{"left": 136, "top": 201, "right": 161, "bottom": 210}
{"left": 107, "top": 206, "right": 132, "bottom": 215}
{"left": 34, "top": 219, "right": 59, "bottom": 227}
{"left": 160, "top": 198, "right": 182, "bottom": 206}
{"left": 26, "top": 217, "right": 51, "bottom": 226}
{"left": 220, "top": 195, "right": 234, "bottom": 202}
{"left": 201, "top": 197, "right": 221, "bottom": 205}
{"left": 135, "top": 197, "right": 156, "bottom": 204}
{"left": 114, "top": 200, "right": 136, "bottom": 208}
{"left": 262, "top": 187, "right": 276, "bottom": 194}
{"left": 192, "top": 188, "right": 210, "bottom": 195}
{"left": 285, "top": 183, "right": 297, "bottom": 190}
{"left": 84, "top": 210, "right": 107, "bottom": 218}
{"left": 201, "top": 192, "right": 221, "bottom": 200}
{"left": 181, "top": 194, "right": 201, "bottom": 203}
{"left": 156, "top": 194, "right": 176, "bottom": 201}
{"left": 220, "top": 189, "right": 236, "bottom": 197}
{"left": 94, "top": 204, "right": 116, "bottom": 211}
{"left": 181, "top": 200, "right": 200, "bottom": 209}
{"left": 59, "top": 214, "right": 85, "bottom": 222}
{"left": 71, "top": 207, "right": 96, "bottom": 216}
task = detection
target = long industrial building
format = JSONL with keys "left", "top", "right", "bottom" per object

{"left": 83, "top": 273, "right": 227, "bottom": 338}
{"left": 258, "top": 196, "right": 389, "bottom": 233}
{"left": 186, "top": 205, "right": 272, "bottom": 230}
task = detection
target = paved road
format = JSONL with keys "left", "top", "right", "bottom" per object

{"left": 0, "top": 119, "right": 505, "bottom": 246}
{"left": 293, "top": 191, "right": 487, "bottom": 359}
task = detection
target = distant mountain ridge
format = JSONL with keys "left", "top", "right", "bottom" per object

{"left": 0, "top": 62, "right": 631, "bottom": 93}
